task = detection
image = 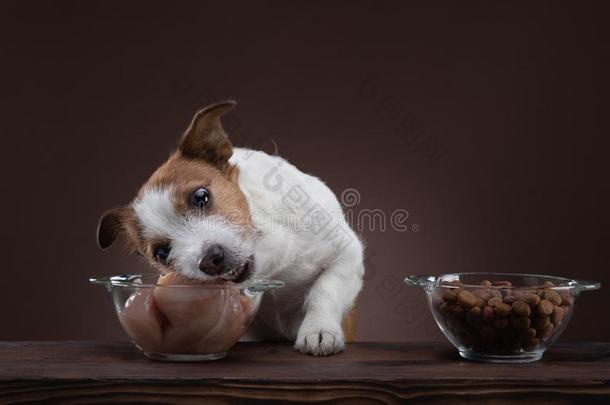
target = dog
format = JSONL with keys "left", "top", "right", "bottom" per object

{"left": 97, "top": 101, "right": 364, "bottom": 356}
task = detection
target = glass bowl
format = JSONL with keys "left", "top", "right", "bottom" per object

{"left": 90, "top": 273, "right": 283, "bottom": 361}
{"left": 405, "top": 273, "right": 600, "bottom": 363}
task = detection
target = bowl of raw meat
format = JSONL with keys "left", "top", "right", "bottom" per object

{"left": 90, "top": 272, "right": 283, "bottom": 361}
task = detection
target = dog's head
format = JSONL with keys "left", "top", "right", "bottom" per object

{"left": 98, "top": 101, "right": 255, "bottom": 283}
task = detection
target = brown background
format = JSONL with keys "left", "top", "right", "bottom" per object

{"left": 1, "top": 1, "right": 608, "bottom": 343}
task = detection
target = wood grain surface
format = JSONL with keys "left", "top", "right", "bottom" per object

{"left": 1, "top": 341, "right": 609, "bottom": 403}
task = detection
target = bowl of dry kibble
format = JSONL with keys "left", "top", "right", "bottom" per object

{"left": 405, "top": 273, "right": 600, "bottom": 363}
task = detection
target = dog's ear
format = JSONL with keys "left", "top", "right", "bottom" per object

{"left": 97, "top": 207, "right": 125, "bottom": 250}
{"left": 179, "top": 100, "right": 236, "bottom": 170}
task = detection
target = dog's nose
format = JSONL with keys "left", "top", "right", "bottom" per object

{"left": 198, "top": 244, "right": 225, "bottom": 275}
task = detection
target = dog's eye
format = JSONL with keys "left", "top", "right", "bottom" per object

{"left": 153, "top": 245, "right": 171, "bottom": 265}
{"left": 191, "top": 187, "right": 210, "bottom": 208}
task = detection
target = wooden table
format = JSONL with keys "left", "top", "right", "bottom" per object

{"left": 1, "top": 341, "right": 608, "bottom": 403}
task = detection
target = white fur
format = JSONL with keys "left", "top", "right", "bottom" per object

{"left": 132, "top": 186, "right": 180, "bottom": 239}
{"left": 133, "top": 187, "right": 255, "bottom": 281}
{"left": 230, "top": 148, "right": 364, "bottom": 355}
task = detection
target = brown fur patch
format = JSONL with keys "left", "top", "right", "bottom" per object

{"left": 342, "top": 305, "right": 358, "bottom": 342}
{"left": 120, "top": 152, "right": 251, "bottom": 266}
{"left": 142, "top": 152, "right": 251, "bottom": 226}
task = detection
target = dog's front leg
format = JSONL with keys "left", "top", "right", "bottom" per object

{"left": 294, "top": 251, "right": 364, "bottom": 356}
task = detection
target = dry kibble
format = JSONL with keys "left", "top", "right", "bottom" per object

{"left": 512, "top": 300, "right": 531, "bottom": 317}
{"left": 452, "top": 305, "right": 465, "bottom": 320}
{"left": 523, "top": 293, "right": 541, "bottom": 306}
{"left": 439, "top": 302, "right": 451, "bottom": 315}
{"left": 503, "top": 295, "right": 518, "bottom": 304}
{"left": 497, "top": 326, "right": 515, "bottom": 340}
{"left": 540, "top": 323, "right": 554, "bottom": 341}
{"left": 560, "top": 291, "right": 575, "bottom": 306}
{"left": 511, "top": 315, "right": 531, "bottom": 331}
{"left": 466, "top": 306, "right": 483, "bottom": 328}
{"left": 542, "top": 281, "right": 555, "bottom": 288}
{"left": 510, "top": 290, "right": 524, "bottom": 299}
{"left": 494, "top": 317, "right": 509, "bottom": 329}
{"left": 488, "top": 289, "right": 503, "bottom": 299}
{"left": 524, "top": 338, "right": 540, "bottom": 351}
{"left": 457, "top": 290, "right": 477, "bottom": 308}
{"left": 482, "top": 306, "right": 494, "bottom": 323}
{"left": 532, "top": 316, "right": 550, "bottom": 330}
{"left": 494, "top": 302, "right": 512, "bottom": 317}
{"left": 442, "top": 289, "right": 458, "bottom": 303}
{"left": 536, "top": 299, "right": 554, "bottom": 316}
{"left": 479, "top": 325, "right": 496, "bottom": 344}
{"left": 540, "top": 290, "right": 562, "bottom": 306}
{"left": 434, "top": 277, "right": 571, "bottom": 356}
{"left": 519, "top": 327, "right": 537, "bottom": 342}
{"left": 551, "top": 306, "right": 565, "bottom": 324}
{"left": 473, "top": 289, "right": 490, "bottom": 301}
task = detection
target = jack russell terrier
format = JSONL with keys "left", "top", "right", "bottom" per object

{"left": 97, "top": 101, "right": 364, "bottom": 356}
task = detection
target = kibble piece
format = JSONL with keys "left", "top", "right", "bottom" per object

{"left": 551, "top": 306, "right": 565, "bottom": 324}
{"left": 493, "top": 280, "right": 512, "bottom": 287}
{"left": 519, "top": 327, "right": 537, "bottom": 342}
{"left": 512, "top": 300, "right": 531, "bottom": 317}
{"left": 503, "top": 295, "right": 518, "bottom": 304}
{"left": 511, "top": 291, "right": 529, "bottom": 302}
{"left": 532, "top": 316, "right": 550, "bottom": 330}
{"left": 542, "top": 281, "right": 555, "bottom": 288}
{"left": 540, "top": 323, "right": 554, "bottom": 341}
{"left": 473, "top": 288, "right": 490, "bottom": 301}
{"left": 511, "top": 315, "right": 531, "bottom": 331}
{"left": 452, "top": 305, "right": 465, "bottom": 320}
{"left": 480, "top": 280, "right": 492, "bottom": 286}
{"left": 523, "top": 293, "right": 541, "bottom": 306}
{"left": 521, "top": 289, "right": 537, "bottom": 295}
{"left": 494, "top": 302, "right": 512, "bottom": 317}
{"left": 488, "top": 289, "right": 503, "bottom": 300}
{"left": 479, "top": 325, "right": 496, "bottom": 344}
{"left": 560, "top": 291, "right": 575, "bottom": 306}
{"left": 523, "top": 337, "right": 540, "bottom": 351}
{"left": 487, "top": 297, "right": 503, "bottom": 307}
{"left": 438, "top": 302, "right": 451, "bottom": 315}
{"left": 466, "top": 306, "right": 483, "bottom": 328}
{"left": 457, "top": 290, "right": 477, "bottom": 308}
{"left": 494, "top": 317, "right": 509, "bottom": 329}
{"left": 536, "top": 299, "right": 554, "bottom": 316}
{"left": 482, "top": 305, "right": 494, "bottom": 323}
{"left": 474, "top": 297, "right": 486, "bottom": 308}
{"left": 442, "top": 289, "right": 458, "bottom": 303}
{"left": 540, "top": 290, "right": 562, "bottom": 305}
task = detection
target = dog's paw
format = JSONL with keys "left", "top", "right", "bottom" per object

{"left": 294, "top": 327, "right": 345, "bottom": 356}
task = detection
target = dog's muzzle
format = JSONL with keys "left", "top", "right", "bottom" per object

{"left": 198, "top": 245, "right": 253, "bottom": 283}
